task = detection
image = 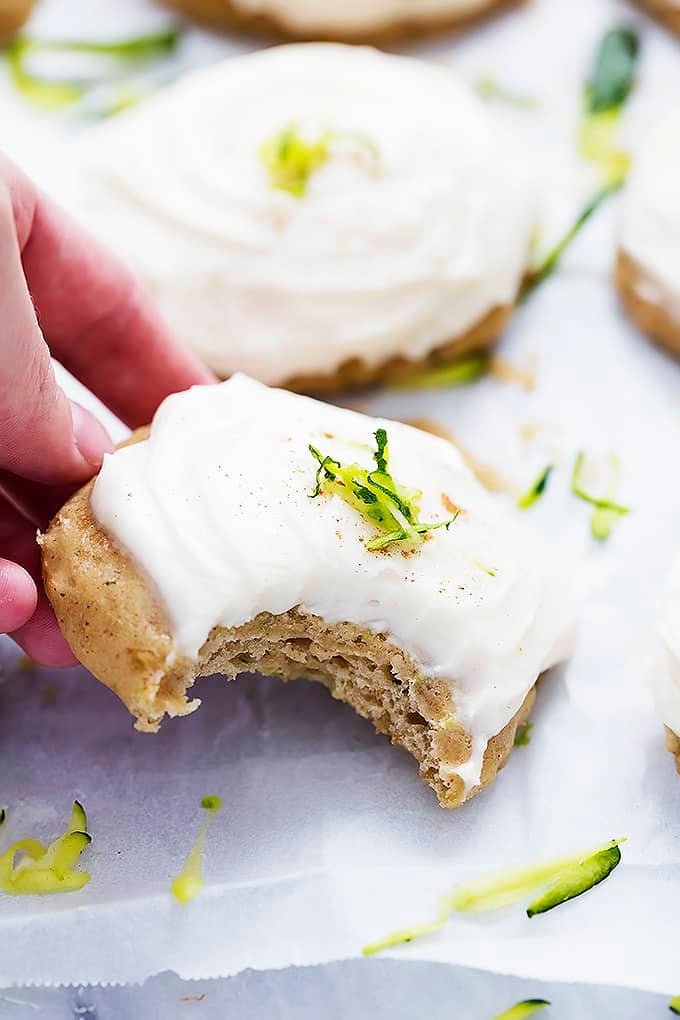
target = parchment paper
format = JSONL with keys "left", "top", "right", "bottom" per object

{"left": 0, "top": 0, "right": 678, "bottom": 994}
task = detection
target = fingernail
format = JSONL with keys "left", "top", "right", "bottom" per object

{"left": 71, "top": 401, "right": 113, "bottom": 471}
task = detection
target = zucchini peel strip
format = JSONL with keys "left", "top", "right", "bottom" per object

{"left": 361, "top": 839, "right": 624, "bottom": 955}
{"left": 0, "top": 801, "right": 91, "bottom": 896}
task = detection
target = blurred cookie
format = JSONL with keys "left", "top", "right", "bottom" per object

{"left": 617, "top": 111, "right": 680, "bottom": 356}
{"left": 157, "top": 0, "right": 523, "bottom": 44}
{"left": 75, "top": 44, "right": 537, "bottom": 391}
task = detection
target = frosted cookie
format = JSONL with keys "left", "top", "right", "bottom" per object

{"left": 631, "top": 0, "right": 680, "bottom": 38}
{"left": 617, "top": 111, "right": 680, "bottom": 356}
{"left": 653, "top": 553, "right": 680, "bottom": 774}
{"left": 156, "top": 0, "right": 523, "bottom": 44}
{"left": 42, "top": 375, "right": 577, "bottom": 808}
{"left": 0, "top": 0, "right": 35, "bottom": 43}
{"left": 75, "top": 44, "right": 537, "bottom": 392}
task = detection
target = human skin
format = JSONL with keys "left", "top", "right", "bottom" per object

{"left": 0, "top": 153, "right": 215, "bottom": 666}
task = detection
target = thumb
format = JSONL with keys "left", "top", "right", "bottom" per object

{"left": 0, "top": 191, "right": 112, "bottom": 484}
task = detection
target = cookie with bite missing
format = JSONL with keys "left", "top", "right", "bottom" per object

{"left": 42, "top": 375, "right": 577, "bottom": 808}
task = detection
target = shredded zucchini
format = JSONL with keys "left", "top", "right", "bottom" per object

{"left": 171, "top": 796, "right": 222, "bottom": 905}
{"left": 526, "top": 842, "right": 622, "bottom": 917}
{"left": 522, "top": 182, "right": 621, "bottom": 299}
{"left": 310, "top": 428, "right": 458, "bottom": 552}
{"left": 0, "top": 801, "right": 91, "bottom": 896}
{"left": 580, "top": 27, "right": 639, "bottom": 187}
{"left": 392, "top": 354, "right": 490, "bottom": 390}
{"left": 260, "top": 124, "right": 331, "bottom": 197}
{"left": 494, "top": 1000, "right": 550, "bottom": 1020}
{"left": 571, "top": 451, "right": 630, "bottom": 540}
{"left": 362, "top": 912, "right": 448, "bottom": 956}
{"left": 475, "top": 76, "right": 537, "bottom": 109}
{"left": 362, "top": 840, "right": 624, "bottom": 955}
{"left": 517, "top": 466, "right": 553, "bottom": 510}
{"left": 588, "top": 27, "right": 639, "bottom": 114}
{"left": 453, "top": 839, "right": 625, "bottom": 914}
{"left": 5, "top": 27, "right": 180, "bottom": 111}
{"left": 669, "top": 996, "right": 680, "bottom": 1015}
{"left": 514, "top": 722, "right": 533, "bottom": 747}
{"left": 579, "top": 109, "right": 630, "bottom": 187}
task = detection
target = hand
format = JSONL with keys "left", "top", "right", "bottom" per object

{"left": 0, "top": 153, "right": 215, "bottom": 666}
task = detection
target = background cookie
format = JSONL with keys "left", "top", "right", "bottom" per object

{"left": 617, "top": 110, "right": 680, "bottom": 356}
{"left": 632, "top": 0, "right": 680, "bottom": 38}
{"left": 0, "top": 0, "right": 35, "bottom": 43}
{"left": 156, "top": 0, "right": 524, "bottom": 45}
{"left": 74, "top": 44, "right": 537, "bottom": 391}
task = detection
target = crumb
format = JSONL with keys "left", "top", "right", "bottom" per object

{"left": 41, "top": 683, "right": 58, "bottom": 706}
{"left": 405, "top": 417, "right": 454, "bottom": 442}
{"left": 519, "top": 421, "right": 542, "bottom": 441}
{"left": 490, "top": 355, "right": 536, "bottom": 391}
{"left": 441, "top": 493, "right": 460, "bottom": 515}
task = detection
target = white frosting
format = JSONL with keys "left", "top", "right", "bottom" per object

{"left": 91, "top": 375, "right": 576, "bottom": 789}
{"left": 226, "top": 0, "right": 500, "bottom": 33}
{"left": 76, "top": 44, "right": 537, "bottom": 384}
{"left": 654, "top": 553, "right": 680, "bottom": 738}
{"left": 620, "top": 110, "right": 680, "bottom": 322}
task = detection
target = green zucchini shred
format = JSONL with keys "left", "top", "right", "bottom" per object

{"left": 171, "top": 796, "right": 222, "bottom": 905}
{"left": 517, "top": 466, "right": 553, "bottom": 510}
{"left": 0, "top": 801, "right": 91, "bottom": 896}
{"left": 475, "top": 75, "right": 537, "bottom": 109}
{"left": 361, "top": 840, "right": 624, "bottom": 956}
{"left": 362, "top": 914, "right": 448, "bottom": 957}
{"left": 526, "top": 843, "right": 622, "bottom": 917}
{"left": 494, "top": 1000, "right": 550, "bottom": 1020}
{"left": 513, "top": 722, "right": 533, "bottom": 747}
{"left": 201, "top": 794, "right": 222, "bottom": 812}
{"left": 392, "top": 354, "right": 490, "bottom": 390}
{"left": 578, "top": 29, "right": 639, "bottom": 189}
{"left": 521, "top": 182, "right": 621, "bottom": 299}
{"left": 309, "top": 428, "right": 458, "bottom": 552}
{"left": 588, "top": 27, "right": 639, "bottom": 114}
{"left": 571, "top": 451, "right": 630, "bottom": 540}
{"left": 453, "top": 838, "right": 625, "bottom": 915}
{"left": 260, "top": 124, "right": 331, "bottom": 197}
{"left": 669, "top": 996, "right": 680, "bottom": 1015}
{"left": 5, "top": 27, "right": 181, "bottom": 111}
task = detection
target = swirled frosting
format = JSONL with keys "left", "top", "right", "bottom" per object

{"left": 224, "top": 0, "right": 506, "bottom": 34}
{"left": 654, "top": 553, "right": 680, "bottom": 739}
{"left": 91, "top": 375, "right": 577, "bottom": 789}
{"left": 76, "top": 44, "right": 537, "bottom": 384}
{"left": 620, "top": 110, "right": 680, "bottom": 321}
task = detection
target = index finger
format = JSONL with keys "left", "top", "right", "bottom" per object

{"left": 4, "top": 153, "right": 215, "bottom": 427}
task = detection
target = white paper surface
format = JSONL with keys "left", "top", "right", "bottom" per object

{"left": 0, "top": 0, "right": 679, "bottom": 995}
